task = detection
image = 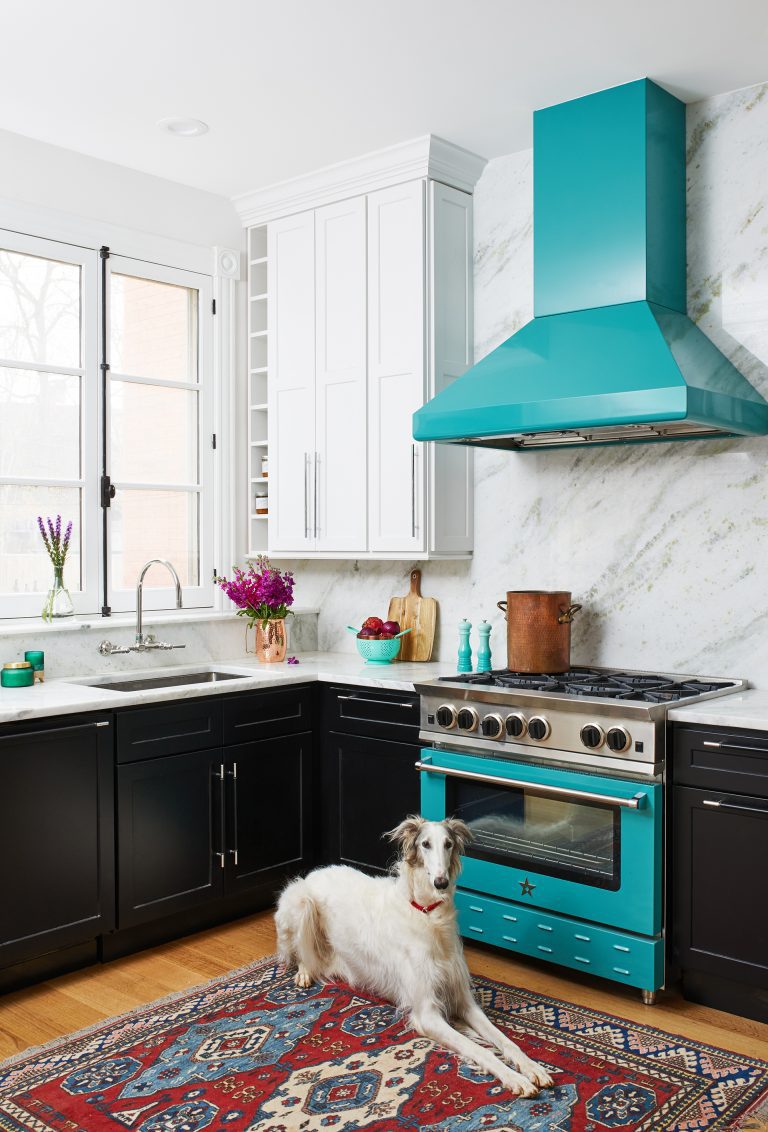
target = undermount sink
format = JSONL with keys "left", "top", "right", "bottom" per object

{"left": 85, "top": 671, "right": 249, "bottom": 693}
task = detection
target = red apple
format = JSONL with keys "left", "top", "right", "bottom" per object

{"left": 362, "top": 616, "right": 384, "bottom": 633}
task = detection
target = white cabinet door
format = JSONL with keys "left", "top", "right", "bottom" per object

{"left": 429, "top": 182, "right": 474, "bottom": 554}
{"left": 268, "top": 213, "right": 316, "bottom": 553}
{"left": 315, "top": 196, "right": 368, "bottom": 552}
{"left": 367, "top": 181, "right": 426, "bottom": 554}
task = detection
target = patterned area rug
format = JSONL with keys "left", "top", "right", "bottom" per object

{"left": 1, "top": 957, "right": 766, "bottom": 1131}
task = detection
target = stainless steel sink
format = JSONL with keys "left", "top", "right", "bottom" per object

{"left": 86, "top": 671, "right": 249, "bottom": 693}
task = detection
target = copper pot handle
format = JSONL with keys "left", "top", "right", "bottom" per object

{"left": 497, "top": 601, "right": 507, "bottom": 616}
{"left": 558, "top": 603, "right": 582, "bottom": 624}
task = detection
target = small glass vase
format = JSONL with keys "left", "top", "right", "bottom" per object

{"left": 245, "top": 618, "right": 287, "bottom": 663}
{"left": 43, "top": 566, "right": 74, "bottom": 621}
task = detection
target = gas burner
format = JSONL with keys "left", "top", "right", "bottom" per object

{"left": 438, "top": 666, "right": 741, "bottom": 704}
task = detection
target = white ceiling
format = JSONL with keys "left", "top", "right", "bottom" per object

{"left": 3, "top": 0, "right": 768, "bottom": 200}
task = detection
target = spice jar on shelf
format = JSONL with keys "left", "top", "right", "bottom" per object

{"left": 260, "top": 454, "right": 269, "bottom": 479}
{"left": 255, "top": 491, "right": 269, "bottom": 516}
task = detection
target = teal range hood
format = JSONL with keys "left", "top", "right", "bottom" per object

{"left": 413, "top": 79, "right": 768, "bottom": 449}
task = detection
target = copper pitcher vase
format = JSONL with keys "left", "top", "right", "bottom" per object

{"left": 496, "top": 591, "right": 581, "bottom": 673}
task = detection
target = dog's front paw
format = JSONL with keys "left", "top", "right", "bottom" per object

{"left": 518, "top": 1057, "right": 554, "bottom": 1089}
{"left": 294, "top": 965, "right": 312, "bottom": 988}
{"left": 498, "top": 1067, "right": 539, "bottom": 1097}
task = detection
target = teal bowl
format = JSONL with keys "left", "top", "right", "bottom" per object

{"left": 354, "top": 636, "right": 402, "bottom": 665}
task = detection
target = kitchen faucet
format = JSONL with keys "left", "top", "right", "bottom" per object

{"left": 98, "top": 559, "right": 186, "bottom": 656}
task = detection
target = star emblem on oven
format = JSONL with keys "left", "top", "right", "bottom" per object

{"left": 519, "top": 877, "right": 536, "bottom": 896}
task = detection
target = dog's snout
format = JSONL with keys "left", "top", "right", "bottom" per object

{"left": 434, "top": 876, "right": 449, "bottom": 890}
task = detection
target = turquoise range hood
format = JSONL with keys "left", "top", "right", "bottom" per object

{"left": 413, "top": 79, "right": 768, "bottom": 449}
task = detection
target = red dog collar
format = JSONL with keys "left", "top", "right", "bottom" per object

{"left": 410, "top": 899, "right": 444, "bottom": 914}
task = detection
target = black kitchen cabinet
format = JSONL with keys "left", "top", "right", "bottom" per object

{"left": 0, "top": 714, "right": 114, "bottom": 976}
{"left": 671, "top": 724, "right": 768, "bottom": 1023}
{"left": 115, "top": 688, "right": 315, "bottom": 932}
{"left": 322, "top": 685, "right": 421, "bottom": 873}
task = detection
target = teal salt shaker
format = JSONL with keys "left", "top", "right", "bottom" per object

{"left": 476, "top": 620, "right": 492, "bottom": 672}
{"left": 457, "top": 619, "right": 473, "bottom": 673}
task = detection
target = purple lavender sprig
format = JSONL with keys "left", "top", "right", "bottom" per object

{"left": 37, "top": 514, "right": 73, "bottom": 570}
{"left": 217, "top": 556, "right": 295, "bottom": 630}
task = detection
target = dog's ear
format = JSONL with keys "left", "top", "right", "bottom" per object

{"left": 444, "top": 818, "right": 473, "bottom": 854}
{"left": 384, "top": 815, "right": 425, "bottom": 864}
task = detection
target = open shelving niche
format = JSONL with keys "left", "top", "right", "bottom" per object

{"left": 247, "top": 225, "right": 269, "bottom": 556}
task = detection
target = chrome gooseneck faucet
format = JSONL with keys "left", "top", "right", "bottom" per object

{"left": 98, "top": 559, "right": 187, "bottom": 656}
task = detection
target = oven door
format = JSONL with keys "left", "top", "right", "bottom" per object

{"left": 418, "top": 748, "right": 662, "bottom": 936}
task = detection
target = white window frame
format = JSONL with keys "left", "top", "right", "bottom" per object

{"left": 0, "top": 229, "right": 100, "bottom": 618}
{"left": 105, "top": 255, "right": 215, "bottom": 614}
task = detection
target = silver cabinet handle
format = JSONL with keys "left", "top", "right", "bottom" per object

{"left": 213, "top": 762, "right": 226, "bottom": 868}
{"left": 702, "top": 798, "right": 768, "bottom": 815}
{"left": 703, "top": 739, "right": 768, "bottom": 754}
{"left": 0, "top": 719, "right": 110, "bottom": 742}
{"left": 415, "top": 760, "right": 647, "bottom": 809}
{"left": 304, "top": 452, "right": 310, "bottom": 539}
{"left": 314, "top": 451, "right": 319, "bottom": 540}
{"left": 338, "top": 693, "right": 416, "bottom": 710}
{"left": 411, "top": 444, "right": 417, "bottom": 538}
{"left": 227, "top": 762, "right": 239, "bottom": 866}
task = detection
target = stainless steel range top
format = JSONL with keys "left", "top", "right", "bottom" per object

{"left": 416, "top": 665, "right": 747, "bottom": 777}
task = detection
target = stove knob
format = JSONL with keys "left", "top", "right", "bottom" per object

{"left": 505, "top": 713, "right": 528, "bottom": 738}
{"left": 480, "top": 713, "right": 504, "bottom": 739}
{"left": 457, "top": 707, "right": 479, "bottom": 732}
{"left": 606, "top": 726, "right": 631, "bottom": 753}
{"left": 435, "top": 704, "right": 457, "bottom": 730}
{"left": 528, "top": 716, "right": 551, "bottom": 741}
{"left": 580, "top": 723, "right": 605, "bottom": 749}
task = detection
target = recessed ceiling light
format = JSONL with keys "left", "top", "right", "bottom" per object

{"left": 157, "top": 117, "right": 209, "bottom": 138}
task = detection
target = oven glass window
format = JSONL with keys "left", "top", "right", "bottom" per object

{"left": 446, "top": 779, "right": 620, "bottom": 890}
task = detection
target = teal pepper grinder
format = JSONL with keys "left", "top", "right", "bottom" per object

{"left": 476, "top": 620, "right": 492, "bottom": 672}
{"left": 457, "top": 619, "right": 472, "bottom": 673}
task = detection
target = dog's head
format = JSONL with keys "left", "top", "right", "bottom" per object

{"left": 385, "top": 815, "right": 473, "bottom": 891}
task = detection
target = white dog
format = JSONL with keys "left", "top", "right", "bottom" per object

{"left": 275, "top": 815, "right": 553, "bottom": 1096}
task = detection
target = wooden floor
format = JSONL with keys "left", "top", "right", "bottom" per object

{"left": 1, "top": 909, "right": 766, "bottom": 1063}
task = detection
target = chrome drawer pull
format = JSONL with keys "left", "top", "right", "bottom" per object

{"left": 613, "top": 944, "right": 630, "bottom": 953}
{"left": 502, "top": 935, "right": 518, "bottom": 943}
{"left": 574, "top": 956, "right": 591, "bottom": 964}
{"left": 537, "top": 923, "right": 553, "bottom": 932}
{"left": 574, "top": 933, "right": 591, "bottom": 942}
{"left": 414, "top": 761, "right": 647, "bottom": 809}
{"left": 468, "top": 925, "right": 483, "bottom": 933}
{"left": 703, "top": 739, "right": 768, "bottom": 754}
{"left": 469, "top": 905, "right": 484, "bottom": 913}
{"left": 703, "top": 798, "right": 768, "bottom": 816}
{"left": 537, "top": 945, "right": 553, "bottom": 954}
{"left": 613, "top": 966, "right": 630, "bottom": 975}
{"left": 338, "top": 694, "right": 415, "bottom": 710}
{"left": 702, "top": 741, "right": 721, "bottom": 748}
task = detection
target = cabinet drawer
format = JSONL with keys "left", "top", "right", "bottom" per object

{"left": 324, "top": 684, "right": 419, "bottom": 740}
{"left": 673, "top": 725, "right": 768, "bottom": 797}
{"left": 117, "top": 699, "right": 222, "bottom": 763}
{"left": 455, "top": 889, "right": 664, "bottom": 992}
{"left": 223, "top": 685, "right": 314, "bottom": 745}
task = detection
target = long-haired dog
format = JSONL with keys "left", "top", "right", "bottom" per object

{"left": 275, "top": 815, "right": 553, "bottom": 1096}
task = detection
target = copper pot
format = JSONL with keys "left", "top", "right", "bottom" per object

{"left": 496, "top": 591, "right": 582, "bottom": 674}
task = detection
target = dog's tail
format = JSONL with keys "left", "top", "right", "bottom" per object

{"left": 275, "top": 877, "right": 331, "bottom": 975}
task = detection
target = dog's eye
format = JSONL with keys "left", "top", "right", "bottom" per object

{"left": 445, "top": 840, "right": 452, "bottom": 849}
{"left": 421, "top": 840, "right": 431, "bottom": 850}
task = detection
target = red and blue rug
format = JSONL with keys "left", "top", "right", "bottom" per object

{"left": 1, "top": 957, "right": 766, "bottom": 1130}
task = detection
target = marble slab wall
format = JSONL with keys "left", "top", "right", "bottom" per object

{"left": 282, "top": 80, "right": 768, "bottom": 685}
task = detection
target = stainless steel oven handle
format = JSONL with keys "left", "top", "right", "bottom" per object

{"left": 414, "top": 761, "right": 647, "bottom": 809}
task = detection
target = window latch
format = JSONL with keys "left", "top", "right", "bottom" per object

{"left": 100, "top": 474, "right": 116, "bottom": 508}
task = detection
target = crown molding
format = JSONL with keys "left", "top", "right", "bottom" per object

{"left": 233, "top": 135, "right": 487, "bottom": 228}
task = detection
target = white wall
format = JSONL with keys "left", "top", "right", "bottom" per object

{"left": 280, "top": 80, "right": 768, "bottom": 683}
{"left": 0, "top": 126, "right": 243, "bottom": 249}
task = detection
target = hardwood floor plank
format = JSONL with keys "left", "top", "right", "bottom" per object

{"left": 0, "top": 910, "right": 765, "bottom": 1064}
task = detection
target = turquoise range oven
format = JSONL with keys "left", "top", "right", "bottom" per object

{"left": 418, "top": 747, "right": 664, "bottom": 997}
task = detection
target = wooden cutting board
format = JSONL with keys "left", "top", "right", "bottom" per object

{"left": 387, "top": 569, "right": 437, "bottom": 662}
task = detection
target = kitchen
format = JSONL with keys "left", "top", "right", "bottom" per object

{"left": 0, "top": 2, "right": 767, "bottom": 1129}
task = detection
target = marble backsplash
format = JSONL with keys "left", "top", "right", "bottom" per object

{"left": 279, "top": 79, "right": 768, "bottom": 686}
{"left": 0, "top": 611, "right": 318, "bottom": 680}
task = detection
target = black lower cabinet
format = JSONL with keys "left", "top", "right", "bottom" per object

{"left": 117, "top": 748, "right": 226, "bottom": 928}
{"left": 0, "top": 715, "right": 114, "bottom": 983}
{"left": 672, "top": 725, "right": 768, "bottom": 1022}
{"left": 322, "top": 685, "right": 421, "bottom": 873}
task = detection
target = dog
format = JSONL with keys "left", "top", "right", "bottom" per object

{"left": 275, "top": 814, "right": 553, "bottom": 1096}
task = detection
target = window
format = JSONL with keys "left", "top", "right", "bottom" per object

{"left": 0, "top": 231, "right": 214, "bottom": 619}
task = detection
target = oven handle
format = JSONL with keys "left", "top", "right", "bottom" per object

{"left": 414, "top": 761, "right": 647, "bottom": 809}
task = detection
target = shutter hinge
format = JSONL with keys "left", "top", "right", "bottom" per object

{"left": 100, "top": 474, "right": 116, "bottom": 509}
{"left": 212, "top": 298, "right": 216, "bottom": 315}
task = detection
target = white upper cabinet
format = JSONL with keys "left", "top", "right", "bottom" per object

{"left": 239, "top": 135, "right": 487, "bottom": 560}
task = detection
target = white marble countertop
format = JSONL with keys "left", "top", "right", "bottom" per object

{"left": 0, "top": 651, "right": 458, "bottom": 725}
{"left": 668, "top": 689, "right": 768, "bottom": 732}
